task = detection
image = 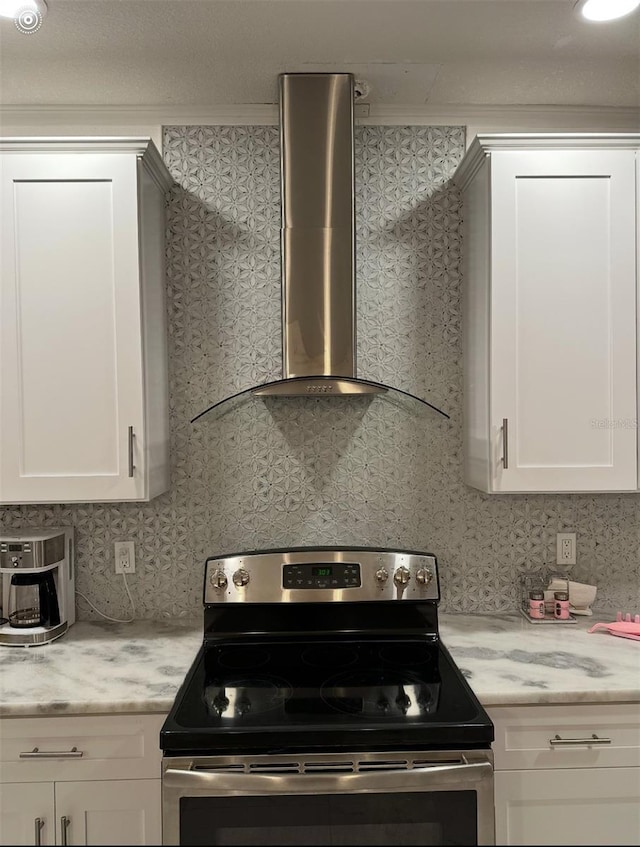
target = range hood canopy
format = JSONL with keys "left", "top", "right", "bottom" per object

{"left": 192, "top": 73, "right": 449, "bottom": 423}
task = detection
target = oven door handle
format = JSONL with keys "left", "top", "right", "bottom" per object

{"left": 163, "top": 759, "right": 493, "bottom": 794}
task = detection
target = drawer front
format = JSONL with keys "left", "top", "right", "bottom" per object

{"left": 489, "top": 703, "right": 640, "bottom": 770}
{"left": 0, "top": 714, "right": 164, "bottom": 783}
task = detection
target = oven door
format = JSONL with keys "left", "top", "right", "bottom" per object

{"left": 162, "top": 749, "right": 494, "bottom": 846}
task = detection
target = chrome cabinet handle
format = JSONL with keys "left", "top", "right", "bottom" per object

{"left": 34, "top": 818, "right": 44, "bottom": 846}
{"left": 549, "top": 733, "right": 612, "bottom": 747}
{"left": 20, "top": 746, "right": 83, "bottom": 759}
{"left": 502, "top": 418, "right": 509, "bottom": 469}
{"left": 128, "top": 426, "right": 135, "bottom": 477}
{"left": 60, "top": 816, "right": 70, "bottom": 846}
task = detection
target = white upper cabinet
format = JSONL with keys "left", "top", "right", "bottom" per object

{"left": 455, "top": 134, "right": 639, "bottom": 493}
{"left": 0, "top": 138, "right": 173, "bottom": 504}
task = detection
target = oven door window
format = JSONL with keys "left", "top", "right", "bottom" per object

{"left": 179, "top": 790, "right": 477, "bottom": 845}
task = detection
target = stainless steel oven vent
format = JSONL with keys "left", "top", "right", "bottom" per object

{"left": 174, "top": 755, "right": 478, "bottom": 778}
{"left": 249, "top": 762, "right": 301, "bottom": 774}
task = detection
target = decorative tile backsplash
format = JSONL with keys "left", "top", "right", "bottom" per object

{"left": 1, "top": 125, "right": 638, "bottom": 619}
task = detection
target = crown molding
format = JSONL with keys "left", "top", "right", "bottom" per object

{"left": 0, "top": 136, "right": 174, "bottom": 191}
{"left": 1, "top": 103, "right": 638, "bottom": 132}
{"left": 453, "top": 131, "right": 640, "bottom": 191}
{"left": 362, "top": 104, "right": 640, "bottom": 129}
{"left": 0, "top": 104, "right": 279, "bottom": 127}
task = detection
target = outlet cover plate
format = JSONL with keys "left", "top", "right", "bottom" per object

{"left": 114, "top": 541, "right": 135, "bottom": 574}
{"left": 556, "top": 532, "right": 576, "bottom": 566}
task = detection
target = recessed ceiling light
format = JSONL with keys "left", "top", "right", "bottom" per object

{"left": 0, "top": 0, "right": 46, "bottom": 20}
{"left": 574, "top": 0, "right": 640, "bottom": 21}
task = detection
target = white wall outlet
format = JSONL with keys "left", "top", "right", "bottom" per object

{"left": 114, "top": 541, "right": 136, "bottom": 574}
{"left": 556, "top": 532, "right": 576, "bottom": 566}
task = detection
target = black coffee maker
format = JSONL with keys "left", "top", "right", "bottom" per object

{"left": 8, "top": 571, "right": 61, "bottom": 628}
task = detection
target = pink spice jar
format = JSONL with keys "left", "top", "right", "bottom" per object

{"left": 554, "top": 590, "right": 571, "bottom": 620}
{"left": 528, "top": 590, "right": 546, "bottom": 620}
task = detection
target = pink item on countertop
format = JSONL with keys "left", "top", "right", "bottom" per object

{"left": 588, "top": 613, "right": 640, "bottom": 641}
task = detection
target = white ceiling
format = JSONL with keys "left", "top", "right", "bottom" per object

{"left": 1, "top": 0, "right": 638, "bottom": 107}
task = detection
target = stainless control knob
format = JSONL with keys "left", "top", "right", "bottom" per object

{"left": 375, "top": 567, "right": 389, "bottom": 584}
{"left": 393, "top": 566, "right": 411, "bottom": 586}
{"left": 416, "top": 567, "right": 433, "bottom": 586}
{"left": 209, "top": 569, "right": 228, "bottom": 591}
{"left": 10, "top": 556, "right": 19, "bottom": 567}
{"left": 232, "top": 568, "right": 250, "bottom": 588}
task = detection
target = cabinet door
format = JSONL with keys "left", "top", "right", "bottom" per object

{"left": 495, "top": 767, "right": 640, "bottom": 846}
{"left": 0, "top": 153, "right": 146, "bottom": 503}
{"left": 490, "top": 150, "right": 637, "bottom": 492}
{"left": 54, "top": 779, "right": 161, "bottom": 846}
{"left": 0, "top": 782, "right": 55, "bottom": 846}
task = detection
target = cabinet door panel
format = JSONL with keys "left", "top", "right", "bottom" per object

{"left": 0, "top": 154, "right": 145, "bottom": 503}
{"left": 54, "top": 779, "right": 161, "bottom": 846}
{"left": 490, "top": 150, "right": 637, "bottom": 492}
{"left": 0, "top": 782, "right": 54, "bottom": 846}
{"left": 495, "top": 767, "right": 640, "bottom": 846}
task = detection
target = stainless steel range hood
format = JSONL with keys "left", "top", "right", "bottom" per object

{"left": 192, "top": 73, "right": 448, "bottom": 423}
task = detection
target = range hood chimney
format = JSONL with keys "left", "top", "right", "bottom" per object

{"left": 192, "top": 72, "right": 448, "bottom": 422}
{"left": 254, "top": 72, "right": 379, "bottom": 397}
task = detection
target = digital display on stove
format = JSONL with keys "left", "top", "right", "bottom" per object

{"left": 283, "top": 562, "right": 361, "bottom": 589}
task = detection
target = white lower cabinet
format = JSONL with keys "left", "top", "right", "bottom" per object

{"left": 0, "top": 782, "right": 55, "bottom": 845}
{"left": 0, "top": 714, "right": 164, "bottom": 847}
{"left": 55, "top": 779, "right": 160, "bottom": 846}
{"left": 489, "top": 703, "right": 640, "bottom": 846}
{"left": 0, "top": 779, "right": 160, "bottom": 846}
{"left": 495, "top": 767, "right": 640, "bottom": 846}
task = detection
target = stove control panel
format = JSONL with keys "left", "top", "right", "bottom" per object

{"left": 204, "top": 548, "right": 439, "bottom": 604}
{"left": 283, "top": 562, "right": 361, "bottom": 590}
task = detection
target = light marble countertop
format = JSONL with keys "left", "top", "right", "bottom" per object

{"left": 438, "top": 612, "right": 640, "bottom": 707}
{"left": 0, "top": 619, "right": 202, "bottom": 718}
{"left": 1, "top": 613, "right": 638, "bottom": 717}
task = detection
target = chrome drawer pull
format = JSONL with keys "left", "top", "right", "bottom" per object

{"left": 549, "top": 733, "right": 612, "bottom": 747}
{"left": 128, "top": 426, "right": 135, "bottom": 477}
{"left": 60, "top": 816, "right": 70, "bottom": 846}
{"left": 34, "top": 817, "right": 44, "bottom": 846}
{"left": 502, "top": 418, "right": 509, "bottom": 469}
{"left": 20, "top": 746, "right": 84, "bottom": 759}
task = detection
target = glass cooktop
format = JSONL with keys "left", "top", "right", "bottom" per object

{"left": 161, "top": 636, "right": 493, "bottom": 755}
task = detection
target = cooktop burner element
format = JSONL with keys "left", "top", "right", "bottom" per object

{"left": 320, "top": 669, "right": 438, "bottom": 718}
{"left": 301, "top": 644, "right": 359, "bottom": 668}
{"left": 204, "top": 675, "right": 292, "bottom": 718}
{"left": 217, "top": 646, "right": 270, "bottom": 670}
{"left": 378, "top": 642, "right": 433, "bottom": 666}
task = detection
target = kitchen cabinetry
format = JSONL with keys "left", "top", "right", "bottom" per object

{"left": 0, "top": 138, "right": 173, "bottom": 504}
{"left": 0, "top": 713, "right": 164, "bottom": 846}
{"left": 454, "top": 134, "right": 639, "bottom": 493}
{"left": 0, "top": 782, "right": 55, "bottom": 845}
{"left": 489, "top": 702, "right": 640, "bottom": 846}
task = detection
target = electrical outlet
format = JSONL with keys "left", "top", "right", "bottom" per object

{"left": 114, "top": 541, "right": 135, "bottom": 574}
{"left": 556, "top": 532, "right": 576, "bottom": 566}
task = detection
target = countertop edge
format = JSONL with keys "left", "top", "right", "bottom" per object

{"left": 0, "top": 699, "right": 176, "bottom": 719}
{"left": 3, "top": 691, "right": 640, "bottom": 720}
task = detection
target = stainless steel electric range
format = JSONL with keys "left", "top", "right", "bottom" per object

{"left": 160, "top": 547, "right": 495, "bottom": 846}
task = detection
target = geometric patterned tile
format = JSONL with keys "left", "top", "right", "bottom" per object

{"left": 1, "top": 125, "right": 638, "bottom": 618}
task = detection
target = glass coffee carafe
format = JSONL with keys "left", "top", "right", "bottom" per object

{"left": 8, "top": 571, "right": 61, "bottom": 629}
